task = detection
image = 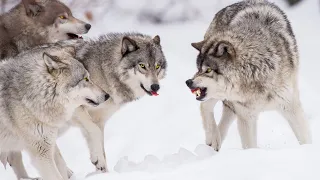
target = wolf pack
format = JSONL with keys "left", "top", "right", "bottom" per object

{"left": 0, "top": 0, "right": 312, "bottom": 179}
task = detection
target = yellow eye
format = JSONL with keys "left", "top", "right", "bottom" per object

{"left": 59, "top": 15, "right": 66, "bottom": 19}
{"left": 139, "top": 64, "right": 146, "bottom": 69}
{"left": 206, "top": 68, "right": 212, "bottom": 73}
{"left": 155, "top": 64, "right": 161, "bottom": 69}
{"left": 84, "top": 77, "right": 89, "bottom": 82}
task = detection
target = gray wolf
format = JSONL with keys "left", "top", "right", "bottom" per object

{"left": 51, "top": 32, "right": 167, "bottom": 173}
{"left": 185, "top": 0, "right": 311, "bottom": 151}
{"left": 0, "top": 45, "right": 109, "bottom": 180}
{"left": 0, "top": 0, "right": 91, "bottom": 59}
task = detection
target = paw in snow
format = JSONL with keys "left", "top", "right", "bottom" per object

{"left": 194, "top": 144, "right": 218, "bottom": 159}
{"left": 91, "top": 155, "right": 108, "bottom": 172}
{"left": 205, "top": 131, "right": 221, "bottom": 151}
{"left": 67, "top": 167, "right": 74, "bottom": 179}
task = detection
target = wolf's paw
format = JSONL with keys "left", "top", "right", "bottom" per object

{"left": 205, "top": 131, "right": 213, "bottom": 147}
{"left": 91, "top": 156, "right": 108, "bottom": 173}
{"left": 67, "top": 167, "right": 74, "bottom": 179}
{"left": 206, "top": 131, "right": 221, "bottom": 152}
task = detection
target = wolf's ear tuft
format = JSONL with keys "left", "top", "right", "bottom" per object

{"left": 22, "top": 0, "right": 44, "bottom": 16}
{"left": 153, "top": 35, "right": 160, "bottom": 45}
{"left": 121, "top": 37, "right": 138, "bottom": 57}
{"left": 63, "top": 46, "right": 76, "bottom": 57}
{"left": 43, "top": 52, "right": 66, "bottom": 75}
{"left": 214, "top": 41, "right": 236, "bottom": 59}
{"left": 191, "top": 41, "right": 205, "bottom": 51}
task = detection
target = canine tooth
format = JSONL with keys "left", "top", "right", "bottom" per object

{"left": 196, "top": 90, "right": 201, "bottom": 97}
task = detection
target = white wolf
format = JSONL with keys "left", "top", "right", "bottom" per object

{"left": 0, "top": 46, "right": 109, "bottom": 180}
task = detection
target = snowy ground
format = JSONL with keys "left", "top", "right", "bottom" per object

{"left": 2, "top": 0, "right": 320, "bottom": 179}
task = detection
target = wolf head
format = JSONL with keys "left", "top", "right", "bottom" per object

{"left": 186, "top": 37, "right": 237, "bottom": 102}
{"left": 118, "top": 34, "right": 167, "bottom": 97}
{"left": 42, "top": 47, "right": 109, "bottom": 107}
{"left": 22, "top": 0, "right": 91, "bottom": 42}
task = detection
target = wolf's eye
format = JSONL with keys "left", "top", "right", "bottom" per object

{"left": 155, "top": 64, "right": 161, "bottom": 69}
{"left": 139, "top": 63, "right": 146, "bottom": 69}
{"left": 84, "top": 77, "right": 89, "bottom": 82}
{"left": 205, "top": 68, "right": 212, "bottom": 73}
{"left": 59, "top": 15, "right": 66, "bottom": 19}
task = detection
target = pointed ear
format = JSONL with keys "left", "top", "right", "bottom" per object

{"left": 214, "top": 41, "right": 236, "bottom": 58}
{"left": 191, "top": 41, "right": 205, "bottom": 51}
{"left": 121, "top": 37, "right": 138, "bottom": 56}
{"left": 153, "top": 35, "right": 160, "bottom": 45}
{"left": 22, "top": 0, "right": 44, "bottom": 16}
{"left": 43, "top": 52, "right": 66, "bottom": 75}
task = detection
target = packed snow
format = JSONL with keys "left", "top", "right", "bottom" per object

{"left": 1, "top": 0, "right": 320, "bottom": 179}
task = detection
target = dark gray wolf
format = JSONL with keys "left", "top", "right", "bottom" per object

{"left": 0, "top": 0, "right": 91, "bottom": 59}
{"left": 186, "top": 0, "right": 311, "bottom": 151}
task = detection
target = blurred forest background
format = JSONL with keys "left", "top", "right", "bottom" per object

{"left": 0, "top": 0, "right": 311, "bottom": 25}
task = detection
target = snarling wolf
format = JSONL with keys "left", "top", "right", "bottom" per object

{"left": 0, "top": 0, "right": 91, "bottom": 59}
{"left": 186, "top": 0, "right": 311, "bottom": 151}
{"left": 0, "top": 45, "right": 109, "bottom": 180}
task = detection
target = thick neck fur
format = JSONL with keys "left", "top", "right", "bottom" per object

{"left": 1, "top": 56, "right": 72, "bottom": 127}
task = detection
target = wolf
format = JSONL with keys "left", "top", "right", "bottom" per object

{"left": 0, "top": 0, "right": 91, "bottom": 59}
{"left": 3, "top": 32, "right": 166, "bottom": 176}
{"left": 186, "top": 0, "right": 311, "bottom": 151}
{"left": 42, "top": 32, "right": 166, "bottom": 173}
{"left": 0, "top": 45, "right": 109, "bottom": 180}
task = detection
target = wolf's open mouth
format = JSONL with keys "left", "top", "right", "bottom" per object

{"left": 67, "top": 33, "right": 83, "bottom": 39}
{"left": 191, "top": 87, "right": 207, "bottom": 101}
{"left": 140, "top": 84, "right": 159, "bottom": 96}
{"left": 86, "top": 98, "right": 99, "bottom": 107}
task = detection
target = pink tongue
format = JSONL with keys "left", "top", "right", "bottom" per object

{"left": 151, "top": 91, "right": 159, "bottom": 96}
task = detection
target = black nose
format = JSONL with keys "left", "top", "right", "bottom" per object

{"left": 186, "top": 79, "right": 193, "bottom": 88}
{"left": 104, "top": 93, "right": 110, "bottom": 101}
{"left": 150, "top": 84, "right": 160, "bottom": 92}
{"left": 85, "top": 24, "right": 91, "bottom": 30}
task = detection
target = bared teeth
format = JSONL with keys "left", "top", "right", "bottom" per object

{"left": 192, "top": 89, "right": 201, "bottom": 97}
{"left": 196, "top": 89, "right": 201, "bottom": 97}
{"left": 191, "top": 88, "right": 201, "bottom": 97}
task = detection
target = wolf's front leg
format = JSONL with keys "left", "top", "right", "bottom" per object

{"left": 23, "top": 127, "right": 65, "bottom": 180}
{"left": 218, "top": 102, "right": 236, "bottom": 143}
{"left": 237, "top": 114, "right": 258, "bottom": 149}
{"left": 74, "top": 108, "right": 107, "bottom": 172}
{"left": 200, "top": 98, "right": 221, "bottom": 151}
{"left": 54, "top": 145, "right": 70, "bottom": 179}
{"left": 26, "top": 144, "right": 64, "bottom": 180}
{"left": 6, "top": 151, "right": 42, "bottom": 180}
